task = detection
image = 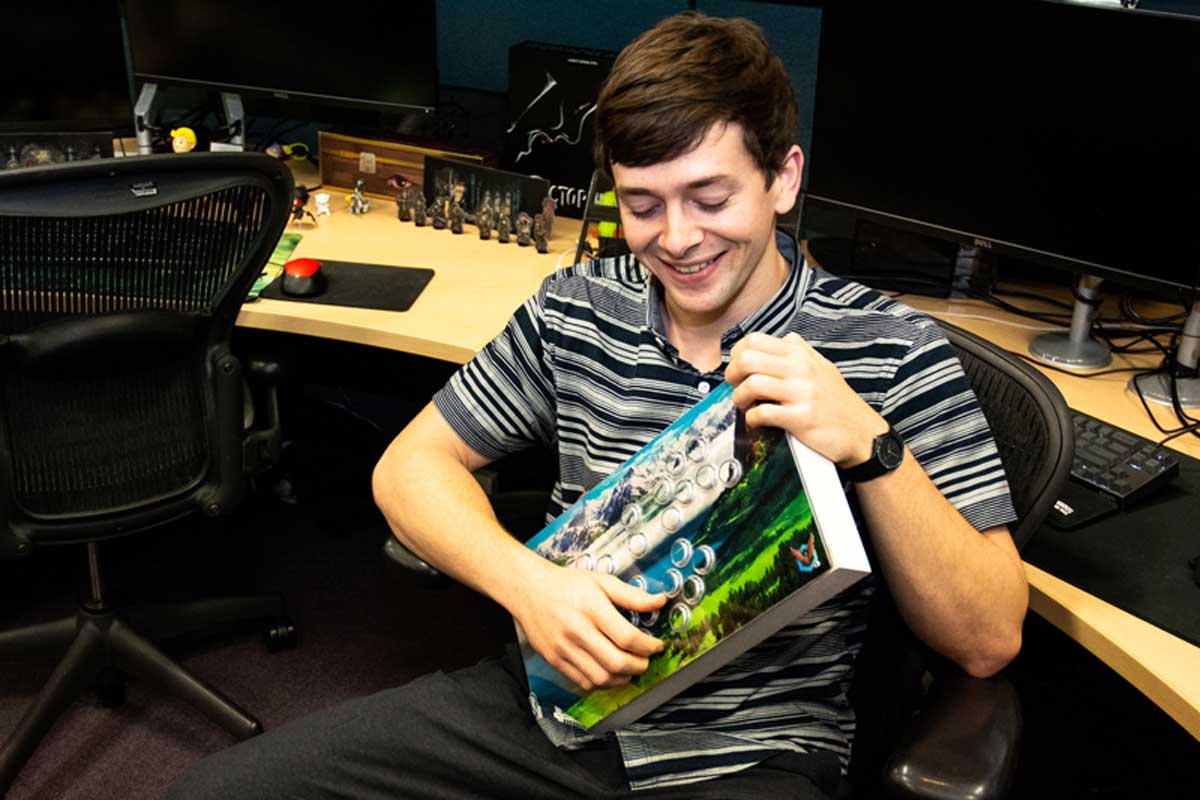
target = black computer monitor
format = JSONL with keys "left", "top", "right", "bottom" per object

{"left": 804, "top": 0, "right": 1200, "bottom": 298}
{"left": 0, "top": 1, "right": 132, "bottom": 133}
{"left": 123, "top": 0, "right": 438, "bottom": 115}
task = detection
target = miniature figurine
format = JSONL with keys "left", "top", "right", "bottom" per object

{"left": 450, "top": 200, "right": 465, "bottom": 234}
{"left": 533, "top": 212, "right": 549, "bottom": 254}
{"left": 516, "top": 212, "right": 533, "bottom": 246}
{"left": 291, "top": 186, "right": 318, "bottom": 225}
{"left": 170, "top": 127, "right": 197, "bottom": 154}
{"left": 346, "top": 178, "right": 371, "bottom": 215}
{"left": 314, "top": 192, "right": 332, "bottom": 217}
{"left": 496, "top": 211, "right": 511, "bottom": 243}
{"left": 541, "top": 196, "right": 557, "bottom": 240}
{"left": 431, "top": 196, "right": 448, "bottom": 229}
{"left": 413, "top": 192, "right": 428, "bottom": 226}
{"left": 476, "top": 202, "right": 492, "bottom": 240}
{"left": 5, "top": 146, "right": 19, "bottom": 169}
{"left": 388, "top": 176, "right": 415, "bottom": 222}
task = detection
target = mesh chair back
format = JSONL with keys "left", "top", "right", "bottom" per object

{"left": 938, "top": 320, "right": 1073, "bottom": 549}
{"left": 0, "top": 154, "right": 292, "bottom": 545}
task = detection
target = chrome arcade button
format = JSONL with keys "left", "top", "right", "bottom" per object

{"left": 682, "top": 575, "right": 706, "bottom": 606}
{"left": 669, "top": 603, "right": 691, "bottom": 632}
{"left": 670, "top": 538, "right": 694, "bottom": 568}
{"left": 662, "top": 506, "right": 683, "bottom": 533}
{"left": 718, "top": 458, "right": 743, "bottom": 487}
{"left": 663, "top": 568, "right": 684, "bottom": 597}
{"left": 693, "top": 544, "right": 716, "bottom": 575}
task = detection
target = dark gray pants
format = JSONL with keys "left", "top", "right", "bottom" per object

{"left": 167, "top": 645, "right": 843, "bottom": 800}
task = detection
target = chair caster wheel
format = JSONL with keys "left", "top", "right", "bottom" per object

{"left": 97, "top": 666, "right": 127, "bottom": 707}
{"left": 264, "top": 617, "right": 297, "bottom": 653}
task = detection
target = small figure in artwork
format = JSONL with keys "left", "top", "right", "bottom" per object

{"left": 496, "top": 210, "right": 511, "bottom": 243}
{"left": 431, "top": 196, "right": 448, "bottom": 230}
{"left": 516, "top": 212, "right": 533, "bottom": 246}
{"left": 347, "top": 179, "right": 371, "bottom": 215}
{"left": 170, "top": 127, "right": 197, "bottom": 154}
{"left": 291, "top": 185, "right": 318, "bottom": 225}
{"left": 314, "top": 192, "right": 332, "bottom": 217}
{"left": 541, "top": 195, "right": 557, "bottom": 240}
{"left": 533, "top": 212, "right": 549, "bottom": 254}
{"left": 413, "top": 192, "right": 428, "bottom": 226}
{"left": 477, "top": 202, "right": 492, "bottom": 240}
{"left": 450, "top": 200, "right": 465, "bottom": 234}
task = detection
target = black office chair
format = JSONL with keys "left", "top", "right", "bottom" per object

{"left": 845, "top": 319, "right": 1073, "bottom": 800}
{"left": 0, "top": 153, "right": 296, "bottom": 796}
{"left": 381, "top": 317, "right": 1072, "bottom": 800}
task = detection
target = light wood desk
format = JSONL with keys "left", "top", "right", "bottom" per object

{"left": 237, "top": 186, "right": 585, "bottom": 364}
{"left": 237, "top": 195, "right": 1200, "bottom": 740}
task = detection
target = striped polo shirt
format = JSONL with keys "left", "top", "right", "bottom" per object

{"left": 433, "top": 231, "right": 1016, "bottom": 791}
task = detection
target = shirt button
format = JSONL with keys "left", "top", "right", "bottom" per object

{"left": 697, "top": 381, "right": 711, "bottom": 395}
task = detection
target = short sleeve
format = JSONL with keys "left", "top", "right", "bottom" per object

{"left": 881, "top": 319, "right": 1018, "bottom": 532}
{"left": 433, "top": 278, "right": 558, "bottom": 462}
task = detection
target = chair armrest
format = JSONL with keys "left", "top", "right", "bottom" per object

{"left": 382, "top": 537, "right": 451, "bottom": 589}
{"left": 242, "top": 357, "right": 283, "bottom": 474}
{"left": 883, "top": 671, "right": 1021, "bottom": 800}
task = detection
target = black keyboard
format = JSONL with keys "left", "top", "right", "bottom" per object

{"left": 1070, "top": 409, "right": 1180, "bottom": 507}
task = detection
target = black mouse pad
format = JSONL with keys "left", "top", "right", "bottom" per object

{"left": 260, "top": 260, "right": 434, "bottom": 312}
{"left": 1023, "top": 451, "right": 1200, "bottom": 648}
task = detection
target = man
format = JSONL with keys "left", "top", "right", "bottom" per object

{"left": 169, "top": 12, "right": 1026, "bottom": 800}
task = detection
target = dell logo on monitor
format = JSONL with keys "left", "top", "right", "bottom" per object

{"left": 972, "top": 237, "right": 994, "bottom": 249}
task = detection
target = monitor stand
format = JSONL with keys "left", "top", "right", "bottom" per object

{"left": 1029, "top": 274, "right": 1112, "bottom": 370}
{"left": 132, "top": 84, "right": 246, "bottom": 154}
{"left": 1128, "top": 299, "right": 1200, "bottom": 409}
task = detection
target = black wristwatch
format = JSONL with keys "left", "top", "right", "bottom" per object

{"left": 842, "top": 425, "right": 905, "bottom": 483}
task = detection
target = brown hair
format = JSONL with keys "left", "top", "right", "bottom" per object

{"left": 593, "top": 11, "right": 797, "bottom": 187}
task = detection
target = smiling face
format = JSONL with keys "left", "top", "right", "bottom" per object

{"left": 612, "top": 122, "right": 803, "bottom": 338}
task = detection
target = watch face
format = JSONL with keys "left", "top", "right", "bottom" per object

{"left": 878, "top": 433, "right": 904, "bottom": 469}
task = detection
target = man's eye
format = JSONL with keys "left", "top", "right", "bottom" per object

{"left": 696, "top": 198, "right": 729, "bottom": 213}
{"left": 626, "top": 206, "right": 659, "bottom": 219}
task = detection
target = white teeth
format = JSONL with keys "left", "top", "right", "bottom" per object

{"left": 672, "top": 256, "right": 715, "bottom": 275}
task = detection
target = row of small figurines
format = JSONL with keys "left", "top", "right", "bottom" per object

{"left": 391, "top": 183, "right": 556, "bottom": 253}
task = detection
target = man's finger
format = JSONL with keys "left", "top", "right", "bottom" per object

{"left": 600, "top": 575, "right": 667, "bottom": 613}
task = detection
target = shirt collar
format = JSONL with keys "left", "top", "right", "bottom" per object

{"left": 645, "top": 229, "right": 810, "bottom": 352}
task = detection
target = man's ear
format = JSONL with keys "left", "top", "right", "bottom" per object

{"left": 772, "top": 145, "right": 805, "bottom": 216}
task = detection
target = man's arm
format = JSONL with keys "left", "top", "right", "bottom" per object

{"left": 725, "top": 332, "right": 1027, "bottom": 678}
{"left": 372, "top": 402, "right": 665, "bottom": 690}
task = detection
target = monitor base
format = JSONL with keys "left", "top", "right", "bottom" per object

{"left": 1128, "top": 374, "right": 1200, "bottom": 409}
{"left": 1029, "top": 332, "right": 1112, "bottom": 370}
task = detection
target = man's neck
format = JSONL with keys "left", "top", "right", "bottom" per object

{"left": 662, "top": 244, "right": 790, "bottom": 373}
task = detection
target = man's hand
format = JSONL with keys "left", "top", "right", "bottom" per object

{"left": 725, "top": 332, "right": 887, "bottom": 468}
{"left": 508, "top": 563, "right": 666, "bottom": 691}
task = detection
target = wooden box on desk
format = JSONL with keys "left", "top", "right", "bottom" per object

{"left": 317, "top": 131, "right": 493, "bottom": 199}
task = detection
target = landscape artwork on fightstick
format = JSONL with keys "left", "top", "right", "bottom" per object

{"left": 522, "top": 382, "right": 828, "bottom": 727}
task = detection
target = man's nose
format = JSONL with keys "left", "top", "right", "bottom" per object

{"left": 658, "top": 204, "right": 703, "bottom": 257}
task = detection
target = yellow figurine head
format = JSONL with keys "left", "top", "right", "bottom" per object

{"left": 170, "top": 127, "right": 197, "bottom": 154}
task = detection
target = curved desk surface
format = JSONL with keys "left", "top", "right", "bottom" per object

{"left": 237, "top": 187, "right": 585, "bottom": 364}
{"left": 237, "top": 188, "right": 1200, "bottom": 739}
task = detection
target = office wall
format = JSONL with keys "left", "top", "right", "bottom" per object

{"left": 436, "top": 0, "right": 822, "bottom": 155}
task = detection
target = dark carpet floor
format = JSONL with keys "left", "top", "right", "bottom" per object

{"left": 0, "top": 488, "right": 516, "bottom": 800}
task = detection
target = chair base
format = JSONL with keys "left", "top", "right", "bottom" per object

{"left": 0, "top": 593, "right": 288, "bottom": 795}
